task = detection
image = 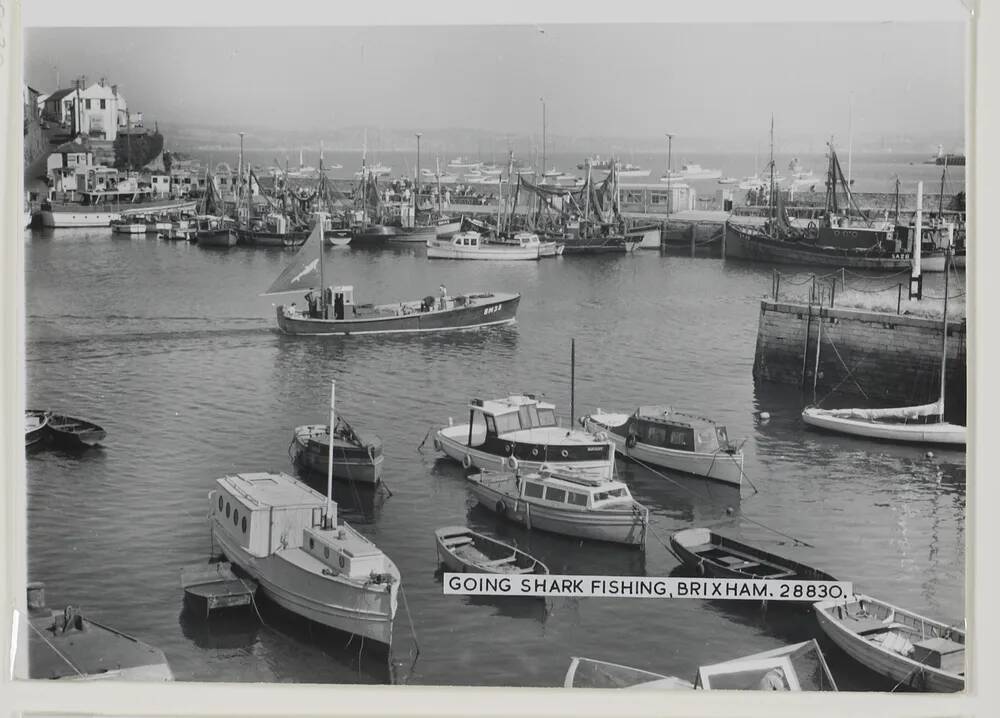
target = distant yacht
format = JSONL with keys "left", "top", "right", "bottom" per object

{"left": 448, "top": 157, "right": 481, "bottom": 169}
{"left": 660, "top": 164, "right": 722, "bottom": 181}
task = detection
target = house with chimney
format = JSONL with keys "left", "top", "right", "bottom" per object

{"left": 40, "top": 77, "right": 131, "bottom": 141}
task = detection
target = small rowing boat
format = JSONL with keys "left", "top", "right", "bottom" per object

{"left": 25, "top": 410, "right": 50, "bottom": 449}
{"left": 565, "top": 639, "right": 837, "bottom": 691}
{"left": 814, "top": 595, "right": 964, "bottom": 692}
{"left": 289, "top": 419, "right": 384, "bottom": 485}
{"left": 434, "top": 526, "right": 548, "bottom": 574}
{"left": 670, "top": 528, "right": 837, "bottom": 582}
{"left": 45, "top": 413, "right": 107, "bottom": 448}
{"left": 180, "top": 562, "right": 258, "bottom": 617}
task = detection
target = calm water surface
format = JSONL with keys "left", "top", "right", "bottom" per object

{"left": 24, "top": 230, "right": 966, "bottom": 689}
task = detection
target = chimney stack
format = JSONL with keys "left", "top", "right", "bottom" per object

{"left": 112, "top": 84, "right": 118, "bottom": 96}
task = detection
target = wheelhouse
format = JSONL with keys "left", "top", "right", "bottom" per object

{"left": 452, "top": 231, "right": 481, "bottom": 248}
{"left": 515, "top": 468, "right": 635, "bottom": 510}
{"left": 626, "top": 406, "right": 734, "bottom": 454}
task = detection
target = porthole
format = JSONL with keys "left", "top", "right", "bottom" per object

{"left": 225, "top": 502, "right": 231, "bottom": 518}
{"left": 241, "top": 517, "right": 247, "bottom": 533}
{"left": 561, "top": 450, "right": 569, "bottom": 458}
{"left": 218, "top": 496, "right": 223, "bottom": 511}
{"left": 324, "top": 546, "right": 330, "bottom": 559}
{"left": 233, "top": 509, "right": 239, "bottom": 526}
{"left": 339, "top": 555, "right": 346, "bottom": 568}
{"left": 309, "top": 537, "right": 315, "bottom": 550}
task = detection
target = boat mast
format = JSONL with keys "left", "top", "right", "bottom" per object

{"left": 847, "top": 92, "right": 854, "bottom": 190}
{"left": 238, "top": 132, "right": 245, "bottom": 224}
{"left": 361, "top": 129, "right": 368, "bottom": 225}
{"left": 894, "top": 176, "right": 900, "bottom": 224}
{"left": 584, "top": 161, "right": 591, "bottom": 236}
{"left": 326, "top": 381, "right": 336, "bottom": 528}
{"left": 938, "top": 155, "right": 948, "bottom": 216}
{"left": 540, "top": 97, "right": 546, "bottom": 181}
{"left": 768, "top": 116, "right": 775, "bottom": 225}
{"left": 436, "top": 157, "right": 442, "bottom": 217}
{"left": 939, "top": 229, "right": 951, "bottom": 417}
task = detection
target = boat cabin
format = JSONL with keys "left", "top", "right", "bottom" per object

{"left": 514, "top": 468, "right": 635, "bottom": 510}
{"left": 626, "top": 406, "right": 734, "bottom": 454}
{"left": 451, "top": 230, "right": 482, "bottom": 248}
{"left": 301, "top": 524, "right": 392, "bottom": 581}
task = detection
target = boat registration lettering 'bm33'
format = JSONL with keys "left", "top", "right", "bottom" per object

{"left": 483, "top": 304, "right": 502, "bottom": 316}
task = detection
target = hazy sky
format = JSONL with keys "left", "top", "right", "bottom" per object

{"left": 25, "top": 23, "right": 966, "bottom": 142}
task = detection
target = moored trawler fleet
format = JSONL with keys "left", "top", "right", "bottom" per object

{"left": 25, "top": 129, "right": 966, "bottom": 692}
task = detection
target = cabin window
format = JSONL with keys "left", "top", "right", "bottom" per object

{"left": 567, "top": 492, "right": 588, "bottom": 506}
{"left": 668, "top": 429, "right": 694, "bottom": 450}
{"left": 309, "top": 538, "right": 315, "bottom": 550}
{"left": 486, "top": 416, "right": 497, "bottom": 435}
{"left": 518, "top": 406, "right": 532, "bottom": 428}
{"left": 595, "top": 488, "right": 626, "bottom": 501}
{"left": 225, "top": 502, "right": 231, "bottom": 518}
{"left": 494, "top": 412, "right": 522, "bottom": 434}
{"left": 241, "top": 517, "right": 247, "bottom": 533}
{"left": 523, "top": 482, "right": 544, "bottom": 499}
{"left": 644, "top": 425, "right": 668, "bottom": 446}
{"left": 545, "top": 487, "right": 566, "bottom": 503}
{"left": 537, "top": 408, "right": 556, "bottom": 426}
{"left": 233, "top": 509, "right": 239, "bottom": 526}
{"left": 324, "top": 546, "right": 330, "bottom": 559}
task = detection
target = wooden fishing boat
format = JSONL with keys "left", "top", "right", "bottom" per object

{"left": 46, "top": 413, "right": 107, "bottom": 448}
{"left": 25, "top": 410, "right": 50, "bottom": 449}
{"left": 581, "top": 406, "right": 743, "bottom": 485}
{"left": 289, "top": 420, "right": 384, "bottom": 485}
{"left": 434, "top": 394, "right": 615, "bottom": 480}
{"left": 465, "top": 467, "right": 648, "bottom": 546}
{"left": 565, "top": 640, "right": 837, "bottom": 691}
{"left": 266, "top": 217, "right": 521, "bottom": 336}
{"left": 426, "top": 231, "right": 541, "bottom": 260}
{"left": 670, "top": 528, "right": 837, "bottom": 582}
{"left": 26, "top": 582, "right": 173, "bottom": 681}
{"left": 180, "top": 562, "right": 258, "bottom": 617}
{"left": 814, "top": 595, "right": 964, "bottom": 692}
{"left": 434, "top": 526, "right": 548, "bottom": 574}
{"left": 193, "top": 215, "right": 237, "bottom": 247}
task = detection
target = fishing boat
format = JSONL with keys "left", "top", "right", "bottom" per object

{"left": 801, "top": 237, "right": 965, "bottom": 446}
{"left": 143, "top": 216, "right": 174, "bottom": 234}
{"left": 110, "top": 219, "right": 146, "bottom": 234}
{"left": 466, "top": 467, "right": 649, "bottom": 546}
{"left": 26, "top": 582, "right": 173, "bottom": 680}
{"left": 426, "top": 231, "right": 541, "bottom": 260}
{"left": 581, "top": 406, "right": 743, "bottom": 485}
{"left": 25, "top": 410, "right": 50, "bottom": 449}
{"left": 434, "top": 394, "right": 616, "bottom": 479}
{"left": 193, "top": 215, "right": 237, "bottom": 248}
{"left": 266, "top": 216, "right": 520, "bottom": 335}
{"left": 434, "top": 526, "right": 548, "bottom": 574}
{"left": 289, "top": 419, "right": 384, "bottom": 485}
{"left": 45, "top": 413, "right": 107, "bottom": 448}
{"left": 814, "top": 595, "right": 964, "bottom": 692}
{"left": 670, "top": 528, "right": 837, "bottom": 582}
{"left": 209, "top": 383, "right": 400, "bottom": 645}
{"left": 565, "top": 640, "right": 837, "bottom": 691}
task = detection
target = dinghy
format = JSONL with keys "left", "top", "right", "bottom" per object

{"left": 46, "top": 413, "right": 107, "bottom": 448}
{"left": 814, "top": 595, "right": 964, "bottom": 692}
{"left": 434, "top": 527, "right": 548, "bottom": 575}
{"left": 25, "top": 410, "right": 50, "bottom": 449}
{"left": 670, "top": 527, "right": 837, "bottom": 582}
{"left": 565, "top": 640, "right": 837, "bottom": 691}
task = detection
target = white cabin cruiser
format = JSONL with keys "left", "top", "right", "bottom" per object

{"left": 434, "top": 394, "right": 616, "bottom": 479}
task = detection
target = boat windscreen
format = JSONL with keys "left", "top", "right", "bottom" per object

{"left": 567, "top": 658, "right": 670, "bottom": 689}
{"left": 537, "top": 408, "right": 557, "bottom": 427}
{"left": 784, "top": 643, "right": 837, "bottom": 691}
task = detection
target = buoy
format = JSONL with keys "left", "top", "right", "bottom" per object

{"left": 926, "top": 451, "right": 935, "bottom": 459}
{"left": 758, "top": 411, "right": 770, "bottom": 421}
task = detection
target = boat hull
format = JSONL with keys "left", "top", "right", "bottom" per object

{"left": 276, "top": 292, "right": 520, "bottom": 336}
{"left": 631, "top": 226, "right": 662, "bottom": 249}
{"left": 670, "top": 528, "right": 837, "bottom": 583}
{"left": 390, "top": 226, "right": 437, "bottom": 243}
{"left": 466, "top": 476, "right": 646, "bottom": 546}
{"left": 25, "top": 410, "right": 50, "bottom": 449}
{"left": 211, "top": 520, "right": 396, "bottom": 645}
{"left": 802, "top": 408, "right": 966, "bottom": 445}
{"left": 433, "top": 526, "right": 547, "bottom": 574}
{"left": 814, "top": 596, "right": 963, "bottom": 692}
{"left": 196, "top": 228, "right": 238, "bottom": 247}
{"left": 435, "top": 220, "right": 463, "bottom": 238}
{"left": 427, "top": 241, "right": 540, "bottom": 260}
{"left": 290, "top": 431, "right": 383, "bottom": 485}
{"left": 920, "top": 254, "right": 947, "bottom": 272}
{"left": 46, "top": 414, "right": 107, "bottom": 448}
{"left": 41, "top": 210, "right": 120, "bottom": 228}
{"left": 582, "top": 417, "right": 743, "bottom": 485}
{"left": 237, "top": 229, "right": 308, "bottom": 247}
{"left": 352, "top": 225, "right": 398, "bottom": 245}
{"left": 561, "top": 236, "right": 640, "bottom": 255}
{"left": 725, "top": 223, "right": 910, "bottom": 269}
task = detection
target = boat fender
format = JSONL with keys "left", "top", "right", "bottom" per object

{"left": 433, "top": 437, "right": 442, "bottom": 452}
{"left": 625, "top": 433, "right": 637, "bottom": 449}
{"left": 496, "top": 500, "right": 507, "bottom": 515}
{"left": 697, "top": 558, "right": 706, "bottom": 577}
{"left": 462, "top": 454, "right": 473, "bottom": 469}
{"left": 595, "top": 431, "right": 608, "bottom": 442}
{"left": 507, "top": 456, "right": 519, "bottom": 472}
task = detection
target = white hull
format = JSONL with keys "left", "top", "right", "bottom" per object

{"left": 212, "top": 520, "right": 396, "bottom": 644}
{"left": 635, "top": 228, "right": 662, "bottom": 249}
{"left": 24, "top": 211, "right": 33, "bottom": 229}
{"left": 802, "top": 407, "right": 965, "bottom": 445}
{"left": 920, "top": 254, "right": 947, "bottom": 272}
{"left": 112, "top": 224, "right": 147, "bottom": 234}
{"left": 436, "top": 428, "right": 614, "bottom": 479}
{"left": 41, "top": 210, "right": 120, "bottom": 228}
{"left": 583, "top": 417, "right": 743, "bottom": 485}
{"left": 426, "top": 240, "right": 540, "bottom": 260}
{"left": 435, "top": 220, "right": 462, "bottom": 238}
{"left": 618, "top": 169, "right": 651, "bottom": 178}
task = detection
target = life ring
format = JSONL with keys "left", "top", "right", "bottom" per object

{"left": 625, "top": 433, "right": 638, "bottom": 449}
{"left": 805, "top": 221, "right": 819, "bottom": 240}
{"left": 462, "top": 454, "right": 473, "bottom": 469}
{"left": 433, "top": 437, "right": 442, "bottom": 452}
{"left": 507, "top": 456, "right": 519, "bottom": 472}
{"left": 496, "top": 500, "right": 507, "bottom": 515}
{"left": 561, "top": 450, "right": 569, "bottom": 458}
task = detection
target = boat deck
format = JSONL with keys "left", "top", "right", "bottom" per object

{"left": 443, "top": 535, "right": 533, "bottom": 574}
{"left": 688, "top": 543, "right": 796, "bottom": 578}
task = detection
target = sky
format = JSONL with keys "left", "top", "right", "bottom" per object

{"left": 24, "top": 22, "right": 966, "bottom": 146}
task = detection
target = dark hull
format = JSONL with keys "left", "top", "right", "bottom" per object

{"left": 47, "top": 414, "right": 107, "bottom": 448}
{"left": 725, "top": 223, "right": 910, "bottom": 269}
{"left": 561, "top": 235, "right": 640, "bottom": 255}
{"left": 236, "top": 229, "right": 309, "bottom": 247}
{"left": 290, "top": 434, "right": 383, "bottom": 484}
{"left": 390, "top": 225, "right": 437, "bottom": 243}
{"left": 195, "top": 228, "right": 237, "bottom": 247}
{"left": 276, "top": 292, "right": 520, "bottom": 336}
{"left": 351, "top": 224, "right": 398, "bottom": 245}
{"left": 670, "top": 529, "right": 837, "bottom": 583}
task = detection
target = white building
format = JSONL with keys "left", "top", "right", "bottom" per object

{"left": 40, "top": 79, "right": 130, "bottom": 141}
{"left": 46, "top": 138, "right": 95, "bottom": 180}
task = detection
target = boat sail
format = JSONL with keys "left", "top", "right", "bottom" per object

{"left": 802, "top": 239, "right": 965, "bottom": 445}
{"left": 264, "top": 213, "right": 521, "bottom": 336}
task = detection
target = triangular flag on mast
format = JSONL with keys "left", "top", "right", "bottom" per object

{"left": 262, "top": 222, "right": 325, "bottom": 295}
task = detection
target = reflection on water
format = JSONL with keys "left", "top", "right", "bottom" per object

{"left": 24, "top": 227, "right": 965, "bottom": 688}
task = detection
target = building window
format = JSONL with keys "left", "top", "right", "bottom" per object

{"left": 85, "top": 99, "right": 91, "bottom": 110}
{"left": 100, "top": 99, "right": 106, "bottom": 110}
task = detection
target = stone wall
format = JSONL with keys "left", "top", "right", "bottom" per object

{"left": 753, "top": 301, "right": 966, "bottom": 422}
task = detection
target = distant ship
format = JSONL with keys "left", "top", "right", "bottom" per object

{"left": 660, "top": 163, "right": 722, "bottom": 181}
{"left": 926, "top": 144, "right": 965, "bottom": 166}
{"left": 577, "top": 156, "right": 651, "bottom": 177}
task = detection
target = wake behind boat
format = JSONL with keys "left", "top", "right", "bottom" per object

{"left": 264, "top": 215, "right": 520, "bottom": 336}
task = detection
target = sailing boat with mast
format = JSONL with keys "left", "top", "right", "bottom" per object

{"left": 193, "top": 171, "right": 237, "bottom": 248}
{"left": 208, "top": 381, "right": 400, "bottom": 645}
{"left": 265, "top": 213, "right": 521, "bottom": 335}
{"left": 801, "top": 240, "right": 965, "bottom": 445}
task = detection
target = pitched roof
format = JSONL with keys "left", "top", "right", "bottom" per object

{"left": 45, "top": 88, "right": 77, "bottom": 103}
{"left": 54, "top": 139, "right": 91, "bottom": 154}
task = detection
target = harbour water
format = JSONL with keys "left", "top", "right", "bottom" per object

{"left": 24, "top": 232, "right": 965, "bottom": 688}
